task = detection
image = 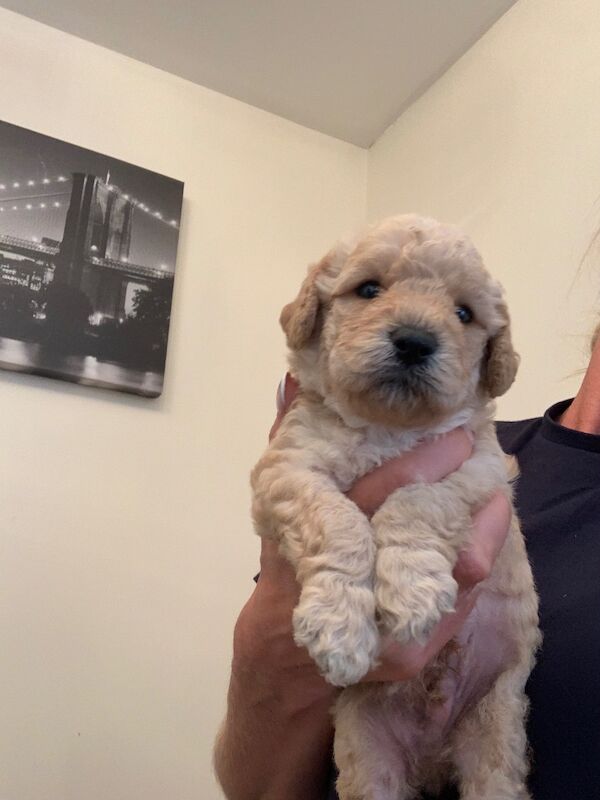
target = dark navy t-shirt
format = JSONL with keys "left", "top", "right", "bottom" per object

{"left": 327, "top": 400, "right": 600, "bottom": 799}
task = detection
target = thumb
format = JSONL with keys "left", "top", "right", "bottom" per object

{"left": 269, "top": 373, "right": 299, "bottom": 440}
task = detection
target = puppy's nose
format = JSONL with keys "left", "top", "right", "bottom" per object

{"left": 390, "top": 327, "right": 438, "bottom": 367}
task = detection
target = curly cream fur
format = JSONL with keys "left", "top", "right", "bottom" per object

{"left": 251, "top": 214, "right": 540, "bottom": 800}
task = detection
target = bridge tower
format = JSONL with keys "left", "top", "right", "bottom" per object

{"left": 55, "top": 173, "right": 135, "bottom": 318}
{"left": 56, "top": 172, "right": 134, "bottom": 287}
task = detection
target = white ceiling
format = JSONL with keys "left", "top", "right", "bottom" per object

{"left": 1, "top": 0, "right": 516, "bottom": 147}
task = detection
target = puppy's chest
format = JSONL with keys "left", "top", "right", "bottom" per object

{"left": 304, "top": 422, "right": 420, "bottom": 492}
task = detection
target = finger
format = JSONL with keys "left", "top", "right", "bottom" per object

{"left": 269, "top": 373, "right": 300, "bottom": 441}
{"left": 364, "top": 586, "right": 480, "bottom": 682}
{"left": 278, "top": 373, "right": 299, "bottom": 412}
{"left": 453, "top": 492, "right": 512, "bottom": 588}
{"left": 281, "top": 373, "right": 299, "bottom": 410}
{"left": 268, "top": 411, "right": 285, "bottom": 442}
{"left": 347, "top": 428, "right": 473, "bottom": 518}
{"left": 418, "top": 585, "right": 480, "bottom": 663}
{"left": 257, "top": 537, "right": 298, "bottom": 586}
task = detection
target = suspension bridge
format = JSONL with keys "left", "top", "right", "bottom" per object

{"left": 0, "top": 172, "right": 178, "bottom": 320}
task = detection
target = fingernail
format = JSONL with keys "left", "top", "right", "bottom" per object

{"left": 276, "top": 373, "right": 288, "bottom": 413}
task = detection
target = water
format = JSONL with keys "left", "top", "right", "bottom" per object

{"left": 0, "top": 336, "right": 162, "bottom": 397}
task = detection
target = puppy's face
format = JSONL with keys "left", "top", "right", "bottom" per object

{"left": 281, "top": 215, "right": 518, "bottom": 428}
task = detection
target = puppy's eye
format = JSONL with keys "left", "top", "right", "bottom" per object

{"left": 355, "top": 281, "right": 381, "bottom": 299}
{"left": 456, "top": 305, "right": 474, "bottom": 324}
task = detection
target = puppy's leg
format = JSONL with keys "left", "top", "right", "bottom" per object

{"left": 293, "top": 569, "right": 378, "bottom": 687}
{"left": 252, "top": 463, "right": 378, "bottom": 686}
{"left": 334, "top": 686, "right": 417, "bottom": 800}
{"left": 290, "top": 490, "right": 379, "bottom": 685}
{"left": 451, "top": 639, "right": 537, "bottom": 800}
{"left": 371, "top": 482, "right": 468, "bottom": 644}
{"left": 371, "top": 431, "right": 511, "bottom": 644}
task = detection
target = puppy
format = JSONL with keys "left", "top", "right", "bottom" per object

{"left": 251, "top": 214, "right": 540, "bottom": 800}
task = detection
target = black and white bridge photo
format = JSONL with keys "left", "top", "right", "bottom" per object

{"left": 0, "top": 120, "right": 184, "bottom": 397}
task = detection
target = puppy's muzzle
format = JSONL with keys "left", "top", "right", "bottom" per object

{"left": 390, "top": 327, "right": 438, "bottom": 368}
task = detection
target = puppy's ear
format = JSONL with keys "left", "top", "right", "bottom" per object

{"left": 482, "top": 324, "right": 520, "bottom": 398}
{"left": 279, "top": 252, "right": 339, "bottom": 349}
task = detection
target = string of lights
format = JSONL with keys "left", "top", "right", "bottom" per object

{"left": 0, "top": 200, "right": 67, "bottom": 212}
{"left": 0, "top": 175, "right": 70, "bottom": 190}
{"left": 0, "top": 175, "right": 179, "bottom": 230}
{"left": 106, "top": 184, "right": 180, "bottom": 229}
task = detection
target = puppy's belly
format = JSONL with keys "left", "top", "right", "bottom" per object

{"left": 450, "top": 585, "right": 522, "bottom": 713}
{"left": 340, "top": 588, "right": 517, "bottom": 783}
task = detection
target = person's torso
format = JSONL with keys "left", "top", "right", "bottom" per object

{"left": 327, "top": 400, "right": 600, "bottom": 799}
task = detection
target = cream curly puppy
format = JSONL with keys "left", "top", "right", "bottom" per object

{"left": 251, "top": 214, "right": 540, "bottom": 800}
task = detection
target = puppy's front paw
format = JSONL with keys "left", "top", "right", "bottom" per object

{"left": 293, "top": 575, "right": 378, "bottom": 686}
{"left": 376, "top": 548, "right": 457, "bottom": 644}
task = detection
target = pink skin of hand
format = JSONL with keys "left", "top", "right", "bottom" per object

{"left": 266, "top": 373, "right": 511, "bottom": 686}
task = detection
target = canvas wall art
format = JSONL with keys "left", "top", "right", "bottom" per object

{"left": 0, "top": 120, "right": 184, "bottom": 397}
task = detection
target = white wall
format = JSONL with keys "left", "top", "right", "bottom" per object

{"left": 0, "top": 9, "right": 366, "bottom": 799}
{"left": 368, "top": 0, "right": 600, "bottom": 419}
